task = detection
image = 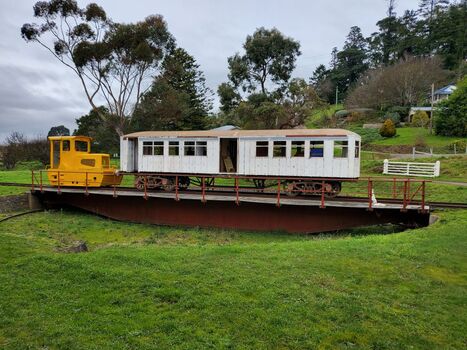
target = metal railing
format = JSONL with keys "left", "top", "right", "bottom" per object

{"left": 31, "top": 169, "right": 429, "bottom": 212}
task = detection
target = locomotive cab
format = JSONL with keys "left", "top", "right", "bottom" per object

{"left": 47, "top": 136, "right": 122, "bottom": 187}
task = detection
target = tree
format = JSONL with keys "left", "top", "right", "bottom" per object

{"left": 22, "top": 0, "right": 174, "bottom": 135}
{"left": 132, "top": 48, "right": 212, "bottom": 131}
{"left": 74, "top": 106, "right": 120, "bottom": 154}
{"left": 411, "top": 110, "right": 430, "bottom": 127}
{"left": 47, "top": 125, "right": 70, "bottom": 137}
{"left": 225, "top": 27, "right": 301, "bottom": 96}
{"left": 2, "top": 132, "right": 48, "bottom": 169}
{"left": 345, "top": 56, "right": 450, "bottom": 110}
{"left": 279, "top": 78, "right": 326, "bottom": 129}
{"left": 435, "top": 76, "right": 467, "bottom": 137}
{"left": 218, "top": 83, "right": 241, "bottom": 114}
{"left": 330, "top": 26, "right": 369, "bottom": 96}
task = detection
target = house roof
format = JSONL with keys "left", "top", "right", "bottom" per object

{"left": 123, "top": 128, "right": 358, "bottom": 139}
{"left": 434, "top": 84, "right": 456, "bottom": 95}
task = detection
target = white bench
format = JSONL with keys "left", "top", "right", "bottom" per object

{"left": 383, "top": 159, "right": 440, "bottom": 177}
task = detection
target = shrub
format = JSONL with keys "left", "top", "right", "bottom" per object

{"left": 14, "top": 160, "right": 44, "bottom": 170}
{"left": 449, "top": 140, "right": 466, "bottom": 152}
{"left": 383, "top": 112, "right": 401, "bottom": 126}
{"left": 411, "top": 110, "right": 429, "bottom": 127}
{"left": 1, "top": 132, "right": 48, "bottom": 169}
{"left": 388, "top": 106, "right": 410, "bottom": 118}
{"left": 435, "top": 77, "right": 467, "bottom": 137}
{"left": 334, "top": 109, "right": 349, "bottom": 118}
{"left": 379, "top": 119, "right": 396, "bottom": 138}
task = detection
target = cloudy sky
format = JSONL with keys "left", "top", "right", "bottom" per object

{"left": 0, "top": 0, "right": 420, "bottom": 141}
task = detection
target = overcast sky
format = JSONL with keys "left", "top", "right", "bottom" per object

{"left": 0, "top": 0, "right": 420, "bottom": 141}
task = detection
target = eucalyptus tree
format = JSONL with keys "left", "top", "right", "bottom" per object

{"left": 225, "top": 27, "right": 301, "bottom": 97}
{"left": 21, "top": 0, "right": 174, "bottom": 135}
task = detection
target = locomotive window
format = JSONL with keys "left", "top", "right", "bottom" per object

{"left": 273, "top": 141, "right": 286, "bottom": 157}
{"left": 256, "top": 141, "right": 269, "bottom": 157}
{"left": 75, "top": 140, "right": 89, "bottom": 152}
{"left": 143, "top": 141, "right": 153, "bottom": 156}
{"left": 195, "top": 141, "right": 207, "bottom": 156}
{"left": 310, "top": 141, "right": 324, "bottom": 157}
{"left": 62, "top": 140, "right": 70, "bottom": 152}
{"left": 291, "top": 141, "right": 304, "bottom": 157}
{"left": 334, "top": 141, "right": 348, "bottom": 158}
{"left": 355, "top": 141, "right": 360, "bottom": 158}
{"left": 184, "top": 141, "right": 195, "bottom": 156}
{"left": 153, "top": 141, "right": 164, "bottom": 156}
{"left": 169, "top": 141, "right": 179, "bottom": 156}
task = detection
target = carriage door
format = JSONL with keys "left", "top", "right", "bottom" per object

{"left": 219, "top": 138, "right": 238, "bottom": 173}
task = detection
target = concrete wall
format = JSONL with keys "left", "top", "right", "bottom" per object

{"left": 0, "top": 194, "right": 29, "bottom": 213}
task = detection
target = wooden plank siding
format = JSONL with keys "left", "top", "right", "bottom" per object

{"left": 121, "top": 133, "right": 361, "bottom": 178}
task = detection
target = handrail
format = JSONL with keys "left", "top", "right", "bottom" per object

{"left": 30, "top": 169, "right": 428, "bottom": 211}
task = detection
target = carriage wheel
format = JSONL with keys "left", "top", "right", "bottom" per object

{"left": 285, "top": 181, "right": 302, "bottom": 197}
{"left": 324, "top": 182, "right": 341, "bottom": 198}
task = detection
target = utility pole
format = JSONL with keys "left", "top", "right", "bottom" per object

{"left": 429, "top": 83, "right": 434, "bottom": 135}
{"left": 335, "top": 86, "right": 339, "bottom": 106}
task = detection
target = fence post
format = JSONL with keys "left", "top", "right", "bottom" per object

{"left": 412, "top": 147, "right": 415, "bottom": 159}
{"left": 383, "top": 159, "right": 389, "bottom": 175}
{"left": 434, "top": 161, "right": 441, "bottom": 177}
{"left": 454, "top": 144, "right": 457, "bottom": 154}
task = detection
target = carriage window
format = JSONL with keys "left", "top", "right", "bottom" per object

{"left": 143, "top": 141, "right": 153, "bottom": 155}
{"left": 291, "top": 141, "right": 304, "bottom": 157}
{"left": 355, "top": 141, "right": 360, "bottom": 158}
{"left": 153, "top": 141, "right": 164, "bottom": 156}
{"left": 75, "top": 140, "right": 89, "bottom": 152}
{"left": 273, "top": 141, "right": 286, "bottom": 157}
{"left": 195, "top": 141, "right": 207, "bottom": 156}
{"left": 256, "top": 141, "right": 269, "bottom": 157}
{"left": 184, "top": 141, "right": 195, "bottom": 156}
{"left": 334, "top": 141, "right": 348, "bottom": 158}
{"left": 169, "top": 141, "right": 179, "bottom": 156}
{"left": 310, "top": 141, "right": 324, "bottom": 157}
{"left": 62, "top": 140, "right": 70, "bottom": 152}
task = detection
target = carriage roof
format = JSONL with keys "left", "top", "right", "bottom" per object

{"left": 123, "top": 129, "right": 358, "bottom": 139}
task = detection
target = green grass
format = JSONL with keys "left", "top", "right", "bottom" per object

{"left": 305, "top": 104, "right": 343, "bottom": 128}
{"left": 372, "top": 127, "right": 466, "bottom": 147}
{"left": 0, "top": 209, "right": 466, "bottom": 349}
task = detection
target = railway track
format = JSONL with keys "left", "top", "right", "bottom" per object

{"left": 1, "top": 182, "right": 466, "bottom": 209}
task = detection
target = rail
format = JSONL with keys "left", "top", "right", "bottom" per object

{"left": 31, "top": 170, "right": 430, "bottom": 212}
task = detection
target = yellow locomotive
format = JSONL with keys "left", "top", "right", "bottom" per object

{"left": 47, "top": 136, "right": 122, "bottom": 187}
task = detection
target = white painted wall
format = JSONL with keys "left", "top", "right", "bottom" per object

{"left": 122, "top": 135, "right": 361, "bottom": 178}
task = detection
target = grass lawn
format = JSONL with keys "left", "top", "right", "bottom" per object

{"left": 0, "top": 209, "right": 466, "bottom": 349}
{"left": 372, "top": 127, "right": 466, "bottom": 147}
{"left": 305, "top": 104, "right": 343, "bottom": 128}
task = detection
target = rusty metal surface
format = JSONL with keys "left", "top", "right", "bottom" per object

{"left": 35, "top": 191, "right": 430, "bottom": 234}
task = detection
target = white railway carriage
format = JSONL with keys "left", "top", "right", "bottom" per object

{"left": 120, "top": 129, "right": 361, "bottom": 195}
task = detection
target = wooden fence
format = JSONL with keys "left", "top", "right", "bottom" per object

{"left": 383, "top": 159, "right": 440, "bottom": 177}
